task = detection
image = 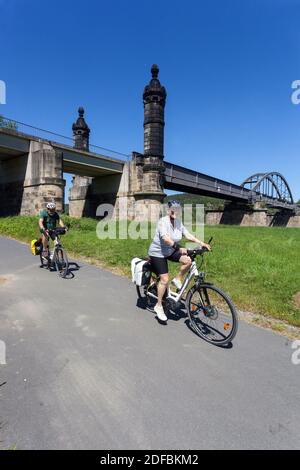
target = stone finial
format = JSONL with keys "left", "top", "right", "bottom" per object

{"left": 73, "top": 107, "right": 89, "bottom": 130}
{"left": 72, "top": 107, "right": 90, "bottom": 151}
{"left": 143, "top": 63, "right": 166, "bottom": 106}
{"left": 151, "top": 64, "right": 159, "bottom": 79}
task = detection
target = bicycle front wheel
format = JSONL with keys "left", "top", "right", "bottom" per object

{"left": 54, "top": 247, "right": 69, "bottom": 278}
{"left": 186, "top": 284, "right": 238, "bottom": 345}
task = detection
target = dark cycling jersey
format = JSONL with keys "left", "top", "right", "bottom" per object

{"left": 39, "top": 209, "right": 60, "bottom": 231}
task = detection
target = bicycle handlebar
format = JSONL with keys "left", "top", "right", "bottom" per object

{"left": 187, "top": 247, "right": 208, "bottom": 257}
{"left": 187, "top": 237, "right": 213, "bottom": 259}
{"left": 49, "top": 227, "right": 67, "bottom": 236}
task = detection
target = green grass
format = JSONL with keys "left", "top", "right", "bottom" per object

{"left": 0, "top": 215, "right": 299, "bottom": 326}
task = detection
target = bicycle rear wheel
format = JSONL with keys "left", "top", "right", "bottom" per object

{"left": 186, "top": 284, "right": 238, "bottom": 345}
{"left": 54, "top": 246, "right": 69, "bottom": 278}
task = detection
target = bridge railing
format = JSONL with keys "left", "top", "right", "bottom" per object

{"left": 0, "top": 116, "right": 130, "bottom": 161}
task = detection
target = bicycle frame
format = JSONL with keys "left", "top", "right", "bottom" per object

{"left": 45, "top": 234, "right": 60, "bottom": 258}
{"left": 147, "top": 259, "right": 203, "bottom": 305}
{"left": 52, "top": 235, "right": 61, "bottom": 250}
{"left": 44, "top": 228, "right": 65, "bottom": 261}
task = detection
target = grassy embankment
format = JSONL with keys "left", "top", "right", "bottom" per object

{"left": 0, "top": 215, "right": 299, "bottom": 327}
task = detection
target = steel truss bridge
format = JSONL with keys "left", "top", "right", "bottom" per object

{"left": 164, "top": 163, "right": 298, "bottom": 212}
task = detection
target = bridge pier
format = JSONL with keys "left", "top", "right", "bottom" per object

{"left": 205, "top": 206, "right": 268, "bottom": 226}
{"left": 68, "top": 175, "right": 93, "bottom": 217}
{"left": 0, "top": 138, "right": 65, "bottom": 216}
{"left": 268, "top": 210, "right": 300, "bottom": 227}
{"left": 0, "top": 152, "right": 27, "bottom": 216}
{"left": 69, "top": 160, "right": 137, "bottom": 219}
{"left": 21, "top": 141, "right": 65, "bottom": 215}
{"left": 205, "top": 202, "right": 300, "bottom": 227}
{"left": 68, "top": 157, "right": 141, "bottom": 220}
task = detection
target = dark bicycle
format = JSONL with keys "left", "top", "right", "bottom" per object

{"left": 40, "top": 227, "right": 69, "bottom": 278}
{"left": 136, "top": 238, "right": 238, "bottom": 346}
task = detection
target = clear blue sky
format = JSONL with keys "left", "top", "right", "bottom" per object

{"left": 1, "top": 0, "right": 299, "bottom": 201}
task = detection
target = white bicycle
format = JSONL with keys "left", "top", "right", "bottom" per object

{"left": 136, "top": 239, "right": 238, "bottom": 345}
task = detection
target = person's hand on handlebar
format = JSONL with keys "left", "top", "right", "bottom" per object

{"left": 201, "top": 243, "right": 211, "bottom": 251}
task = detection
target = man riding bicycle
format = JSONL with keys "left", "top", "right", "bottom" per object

{"left": 39, "top": 202, "right": 66, "bottom": 260}
{"left": 148, "top": 200, "right": 211, "bottom": 322}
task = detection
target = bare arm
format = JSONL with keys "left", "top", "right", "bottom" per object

{"left": 162, "top": 234, "right": 176, "bottom": 247}
{"left": 39, "top": 218, "right": 47, "bottom": 234}
{"left": 185, "top": 232, "right": 203, "bottom": 245}
{"left": 162, "top": 234, "right": 185, "bottom": 255}
{"left": 183, "top": 229, "right": 211, "bottom": 251}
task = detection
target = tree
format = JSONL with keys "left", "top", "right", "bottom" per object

{"left": 0, "top": 115, "right": 18, "bottom": 130}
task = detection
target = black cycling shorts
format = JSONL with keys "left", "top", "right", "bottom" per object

{"left": 150, "top": 249, "right": 182, "bottom": 276}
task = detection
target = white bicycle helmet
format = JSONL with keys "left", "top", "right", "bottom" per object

{"left": 167, "top": 200, "right": 182, "bottom": 209}
{"left": 46, "top": 202, "right": 56, "bottom": 210}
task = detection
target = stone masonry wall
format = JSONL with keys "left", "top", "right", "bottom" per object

{"left": 206, "top": 209, "right": 300, "bottom": 227}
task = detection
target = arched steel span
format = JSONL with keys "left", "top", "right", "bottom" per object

{"left": 241, "top": 172, "right": 294, "bottom": 205}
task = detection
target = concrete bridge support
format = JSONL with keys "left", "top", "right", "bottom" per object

{"left": 20, "top": 141, "right": 65, "bottom": 215}
{"left": 205, "top": 203, "right": 300, "bottom": 227}
{"left": 68, "top": 175, "right": 93, "bottom": 217}
{"left": 0, "top": 139, "right": 65, "bottom": 216}
{"left": 0, "top": 152, "right": 27, "bottom": 216}
{"left": 205, "top": 207, "right": 268, "bottom": 226}
{"left": 69, "top": 155, "right": 142, "bottom": 220}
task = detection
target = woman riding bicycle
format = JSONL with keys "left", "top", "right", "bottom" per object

{"left": 148, "top": 200, "right": 211, "bottom": 322}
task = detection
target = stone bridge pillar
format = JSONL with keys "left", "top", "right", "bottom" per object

{"left": 134, "top": 64, "right": 166, "bottom": 221}
{"left": 69, "top": 175, "right": 94, "bottom": 217}
{"left": 69, "top": 108, "right": 93, "bottom": 217}
{"left": 20, "top": 140, "right": 65, "bottom": 215}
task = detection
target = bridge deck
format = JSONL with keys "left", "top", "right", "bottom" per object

{"left": 164, "top": 162, "right": 298, "bottom": 211}
{"left": 164, "top": 161, "right": 250, "bottom": 201}
{"left": 0, "top": 128, "right": 124, "bottom": 176}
